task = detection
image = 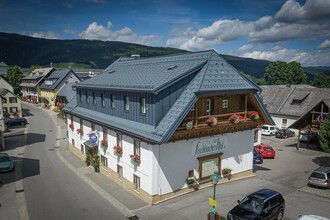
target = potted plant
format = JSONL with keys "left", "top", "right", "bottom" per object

{"left": 186, "top": 176, "right": 199, "bottom": 189}
{"left": 222, "top": 168, "right": 232, "bottom": 176}
{"left": 207, "top": 212, "right": 225, "bottom": 220}
{"left": 229, "top": 114, "right": 242, "bottom": 124}
{"left": 101, "top": 139, "right": 108, "bottom": 149}
{"left": 248, "top": 111, "right": 259, "bottom": 120}
{"left": 206, "top": 116, "right": 217, "bottom": 127}
{"left": 186, "top": 120, "right": 194, "bottom": 130}
{"left": 85, "top": 153, "right": 90, "bottom": 166}
{"left": 113, "top": 145, "right": 123, "bottom": 156}
{"left": 130, "top": 154, "right": 141, "bottom": 165}
{"left": 76, "top": 128, "right": 83, "bottom": 135}
{"left": 69, "top": 123, "right": 74, "bottom": 130}
{"left": 93, "top": 155, "right": 100, "bottom": 172}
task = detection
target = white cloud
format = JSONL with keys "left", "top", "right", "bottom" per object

{"left": 31, "top": 31, "right": 59, "bottom": 39}
{"left": 238, "top": 44, "right": 254, "bottom": 51}
{"left": 241, "top": 47, "right": 330, "bottom": 66}
{"left": 64, "top": 28, "right": 75, "bottom": 35}
{"left": 79, "top": 21, "right": 161, "bottom": 45}
{"left": 318, "top": 39, "right": 330, "bottom": 49}
{"left": 275, "top": 0, "right": 330, "bottom": 23}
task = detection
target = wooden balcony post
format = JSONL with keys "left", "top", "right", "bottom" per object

{"left": 195, "top": 103, "right": 198, "bottom": 128}
{"left": 244, "top": 94, "right": 248, "bottom": 121}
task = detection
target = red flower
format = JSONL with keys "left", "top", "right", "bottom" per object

{"left": 101, "top": 139, "right": 108, "bottom": 148}
{"left": 130, "top": 154, "right": 141, "bottom": 164}
{"left": 113, "top": 146, "right": 123, "bottom": 155}
{"left": 69, "top": 123, "right": 74, "bottom": 129}
{"left": 76, "top": 128, "right": 83, "bottom": 134}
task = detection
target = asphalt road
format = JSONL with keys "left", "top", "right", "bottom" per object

{"left": 1, "top": 104, "right": 127, "bottom": 220}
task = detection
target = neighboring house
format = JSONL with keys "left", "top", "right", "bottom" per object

{"left": 39, "top": 69, "right": 80, "bottom": 110}
{"left": 0, "top": 62, "right": 8, "bottom": 76}
{"left": 259, "top": 85, "right": 330, "bottom": 134}
{"left": 0, "top": 88, "right": 22, "bottom": 117}
{"left": 20, "top": 67, "right": 55, "bottom": 103}
{"left": 0, "top": 76, "right": 14, "bottom": 93}
{"left": 63, "top": 50, "right": 273, "bottom": 204}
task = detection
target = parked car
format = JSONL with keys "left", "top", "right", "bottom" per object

{"left": 261, "top": 125, "right": 279, "bottom": 136}
{"left": 300, "top": 131, "right": 318, "bottom": 143}
{"left": 227, "top": 189, "right": 285, "bottom": 220}
{"left": 298, "top": 215, "right": 330, "bottom": 220}
{"left": 308, "top": 167, "right": 330, "bottom": 188}
{"left": 253, "top": 149, "right": 263, "bottom": 164}
{"left": 275, "top": 128, "right": 295, "bottom": 139}
{"left": 4, "top": 117, "right": 27, "bottom": 126}
{"left": 0, "top": 153, "right": 15, "bottom": 172}
{"left": 255, "top": 143, "right": 276, "bottom": 159}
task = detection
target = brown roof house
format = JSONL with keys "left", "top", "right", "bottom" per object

{"left": 259, "top": 85, "right": 330, "bottom": 134}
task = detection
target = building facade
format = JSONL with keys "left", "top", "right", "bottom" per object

{"left": 63, "top": 50, "right": 273, "bottom": 204}
{"left": 0, "top": 88, "right": 22, "bottom": 117}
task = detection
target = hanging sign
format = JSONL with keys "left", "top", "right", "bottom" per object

{"left": 88, "top": 131, "right": 99, "bottom": 144}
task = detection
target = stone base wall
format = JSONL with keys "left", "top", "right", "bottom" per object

{"left": 68, "top": 143, "right": 255, "bottom": 204}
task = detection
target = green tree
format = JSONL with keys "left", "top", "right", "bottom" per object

{"left": 318, "top": 112, "right": 330, "bottom": 153}
{"left": 312, "top": 75, "right": 330, "bottom": 88}
{"left": 5, "top": 66, "right": 24, "bottom": 95}
{"left": 28, "top": 65, "right": 42, "bottom": 74}
{"left": 264, "top": 61, "right": 307, "bottom": 85}
{"left": 256, "top": 77, "right": 267, "bottom": 85}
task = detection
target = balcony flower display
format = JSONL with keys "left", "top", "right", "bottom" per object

{"left": 113, "top": 145, "right": 123, "bottom": 155}
{"left": 130, "top": 154, "right": 141, "bottom": 165}
{"left": 229, "top": 114, "right": 243, "bottom": 124}
{"left": 76, "top": 128, "right": 83, "bottom": 135}
{"left": 186, "top": 120, "right": 194, "bottom": 130}
{"left": 69, "top": 123, "right": 74, "bottom": 130}
{"left": 248, "top": 111, "right": 259, "bottom": 120}
{"left": 206, "top": 116, "right": 217, "bottom": 127}
{"left": 100, "top": 139, "right": 108, "bottom": 149}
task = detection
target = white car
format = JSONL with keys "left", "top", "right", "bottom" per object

{"left": 298, "top": 215, "right": 330, "bottom": 220}
{"left": 261, "top": 125, "right": 279, "bottom": 136}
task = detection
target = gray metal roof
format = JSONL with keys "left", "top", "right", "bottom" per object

{"left": 22, "top": 67, "right": 54, "bottom": 80}
{"left": 65, "top": 50, "right": 265, "bottom": 144}
{"left": 40, "top": 69, "right": 74, "bottom": 90}
{"left": 57, "top": 82, "right": 76, "bottom": 101}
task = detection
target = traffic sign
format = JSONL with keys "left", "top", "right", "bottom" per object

{"left": 208, "top": 197, "right": 217, "bottom": 207}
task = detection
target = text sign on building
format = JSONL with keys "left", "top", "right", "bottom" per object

{"left": 193, "top": 137, "right": 227, "bottom": 156}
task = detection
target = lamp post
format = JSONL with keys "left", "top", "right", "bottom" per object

{"left": 209, "top": 171, "right": 221, "bottom": 220}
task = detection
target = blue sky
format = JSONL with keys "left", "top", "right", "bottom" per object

{"left": 1, "top": 0, "right": 330, "bottom": 66}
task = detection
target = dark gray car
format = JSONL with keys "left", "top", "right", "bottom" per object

{"left": 308, "top": 167, "right": 330, "bottom": 188}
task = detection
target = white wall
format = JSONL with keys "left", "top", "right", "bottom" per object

{"left": 272, "top": 115, "right": 299, "bottom": 134}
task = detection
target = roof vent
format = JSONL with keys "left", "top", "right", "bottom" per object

{"left": 131, "top": 54, "right": 140, "bottom": 59}
{"left": 167, "top": 65, "right": 178, "bottom": 70}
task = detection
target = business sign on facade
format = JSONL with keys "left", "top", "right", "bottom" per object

{"left": 192, "top": 137, "right": 227, "bottom": 156}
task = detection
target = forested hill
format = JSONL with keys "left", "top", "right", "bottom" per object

{"left": 1, "top": 32, "right": 329, "bottom": 80}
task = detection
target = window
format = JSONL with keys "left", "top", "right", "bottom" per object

{"left": 110, "top": 94, "right": 115, "bottom": 108}
{"left": 80, "top": 118, "right": 83, "bottom": 130}
{"left": 188, "top": 170, "right": 194, "bottom": 178}
{"left": 93, "top": 92, "right": 96, "bottom": 105}
{"left": 117, "top": 133, "right": 122, "bottom": 147}
{"left": 101, "top": 155, "right": 108, "bottom": 169}
{"left": 198, "top": 153, "right": 222, "bottom": 180}
{"left": 79, "top": 91, "right": 82, "bottom": 102}
{"left": 133, "top": 175, "right": 140, "bottom": 191}
{"left": 9, "top": 97, "right": 17, "bottom": 103}
{"left": 103, "top": 127, "right": 108, "bottom": 140}
{"left": 117, "top": 165, "right": 123, "bottom": 180}
{"left": 91, "top": 122, "right": 95, "bottom": 131}
{"left": 222, "top": 99, "right": 228, "bottom": 109}
{"left": 10, "top": 107, "right": 18, "bottom": 113}
{"left": 85, "top": 91, "right": 89, "bottom": 103}
{"left": 282, "top": 119, "right": 287, "bottom": 128}
{"left": 101, "top": 93, "right": 105, "bottom": 107}
{"left": 134, "top": 140, "right": 141, "bottom": 157}
{"left": 124, "top": 96, "right": 129, "bottom": 111}
{"left": 72, "top": 139, "right": 75, "bottom": 147}
{"left": 2, "top": 107, "right": 7, "bottom": 112}
{"left": 140, "top": 97, "right": 146, "bottom": 114}
{"left": 2, "top": 97, "right": 6, "bottom": 103}
{"left": 291, "top": 99, "right": 301, "bottom": 107}
{"left": 206, "top": 98, "right": 214, "bottom": 115}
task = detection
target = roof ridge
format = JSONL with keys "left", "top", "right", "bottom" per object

{"left": 197, "top": 50, "right": 214, "bottom": 91}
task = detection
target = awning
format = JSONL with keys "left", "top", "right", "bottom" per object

{"left": 83, "top": 140, "right": 97, "bottom": 149}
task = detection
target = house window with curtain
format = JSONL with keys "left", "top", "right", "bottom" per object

{"left": 134, "top": 140, "right": 141, "bottom": 157}
{"left": 140, "top": 97, "right": 146, "bottom": 114}
{"left": 101, "top": 93, "right": 105, "bottom": 107}
{"left": 206, "top": 98, "right": 214, "bottom": 115}
{"left": 2, "top": 97, "right": 6, "bottom": 103}
{"left": 222, "top": 99, "right": 228, "bottom": 109}
{"left": 282, "top": 119, "right": 287, "bottom": 128}
{"left": 110, "top": 94, "right": 115, "bottom": 109}
{"left": 101, "top": 155, "right": 108, "bottom": 169}
{"left": 124, "top": 96, "right": 129, "bottom": 111}
{"left": 10, "top": 107, "right": 18, "bottom": 113}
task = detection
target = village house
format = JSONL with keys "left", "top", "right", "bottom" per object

{"left": 20, "top": 67, "right": 55, "bottom": 103}
{"left": 63, "top": 50, "right": 273, "bottom": 204}
{"left": 39, "top": 68, "right": 80, "bottom": 110}
{"left": 259, "top": 85, "right": 330, "bottom": 134}
{"left": 0, "top": 88, "right": 22, "bottom": 118}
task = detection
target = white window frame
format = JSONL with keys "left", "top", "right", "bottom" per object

{"left": 140, "top": 97, "right": 146, "bottom": 114}
{"left": 134, "top": 140, "right": 141, "bottom": 157}
{"left": 133, "top": 174, "right": 140, "bottom": 192}
{"left": 124, "top": 96, "right": 129, "bottom": 111}
{"left": 222, "top": 99, "right": 228, "bottom": 109}
{"left": 206, "top": 99, "right": 212, "bottom": 115}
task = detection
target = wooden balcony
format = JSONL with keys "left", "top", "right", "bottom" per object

{"left": 169, "top": 111, "right": 264, "bottom": 142}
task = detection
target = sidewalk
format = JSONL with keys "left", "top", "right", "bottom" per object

{"left": 25, "top": 102, "right": 148, "bottom": 218}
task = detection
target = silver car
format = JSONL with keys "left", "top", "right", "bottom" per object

{"left": 308, "top": 167, "right": 330, "bottom": 188}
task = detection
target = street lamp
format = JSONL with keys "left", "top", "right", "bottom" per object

{"left": 209, "top": 171, "right": 221, "bottom": 220}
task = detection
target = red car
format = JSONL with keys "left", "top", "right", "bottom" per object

{"left": 255, "top": 143, "right": 275, "bottom": 158}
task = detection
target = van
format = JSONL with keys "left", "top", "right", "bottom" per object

{"left": 261, "top": 125, "right": 278, "bottom": 136}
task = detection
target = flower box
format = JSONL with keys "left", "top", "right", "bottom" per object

{"left": 248, "top": 111, "right": 259, "bottom": 120}
{"left": 186, "top": 176, "right": 199, "bottom": 189}
{"left": 206, "top": 116, "right": 218, "bottom": 127}
{"left": 130, "top": 154, "right": 141, "bottom": 165}
{"left": 69, "top": 123, "right": 74, "bottom": 130}
{"left": 113, "top": 145, "right": 123, "bottom": 155}
{"left": 101, "top": 139, "right": 108, "bottom": 149}
{"left": 229, "top": 114, "right": 243, "bottom": 124}
{"left": 76, "top": 128, "right": 83, "bottom": 135}
{"left": 222, "top": 168, "right": 232, "bottom": 176}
